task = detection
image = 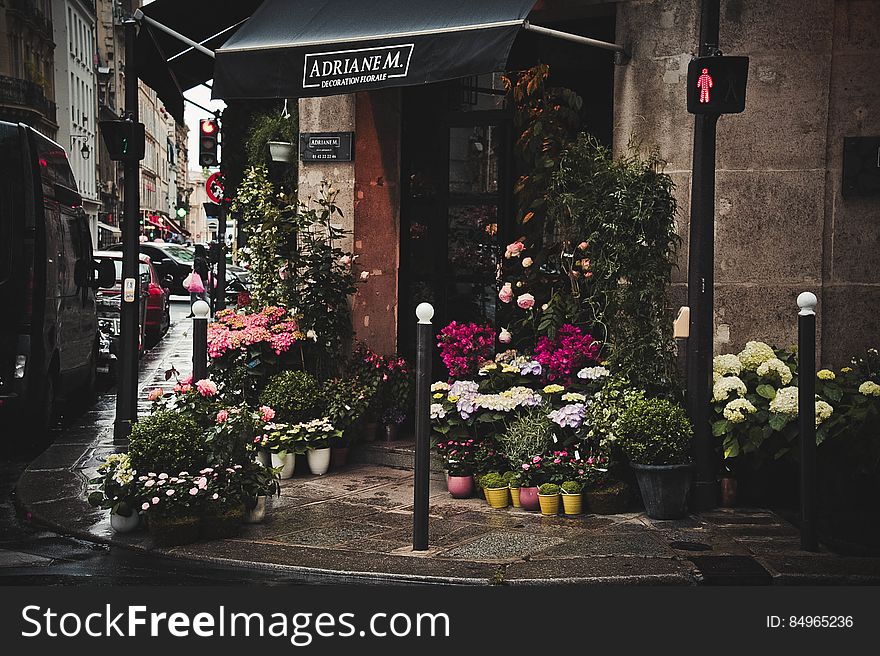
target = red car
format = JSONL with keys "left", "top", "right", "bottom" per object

{"left": 143, "top": 255, "right": 171, "bottom": 346}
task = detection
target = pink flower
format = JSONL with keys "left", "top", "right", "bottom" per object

{"left": 173, "top": 383, "right": 191, "bottom": 394}
{"left": 260, "top": 405, "right": 275, "bottom": 422}
{"left": 499, "top": 328, "right": 512, "bottom": 344}
{"left": 498, "top": 283, "right": 513, "bottom": 304}
{"left": 180, "top": 374, "right": 192, "bottom": 385}
{"left": 165, "top": 489, "right": 175, "bottom": 496}
{"left": 141, "top": 502, "right": 150, "bottom": 511}
{"left": 216, "top": 410, "right": 229, "bottom": 424}
{"left": 517, "top": 293, "right": 535, "bottom": 310}
{"left": 151, "top": 497, "right": 160, "bottom": 505}
{"left": 578, "top": 241, "right": 589, "bottom": 251}
{"left": 521, "top": 464, "right": 530, "bottom": 470}
{"left": 504, "top": 241, "right": 525, "bottom": 259}
{"left": 195, "top": 379, "right": 218, "bottom": 397}
{"left": 532, "top": 456, "right": 542, "bottom": 463}
{"left": 147, "top": 388, "right": 163, "bottom": 401}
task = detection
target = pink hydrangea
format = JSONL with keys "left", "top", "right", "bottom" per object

{"left": 195, "top": 379, "right": 218, "bottom": 397}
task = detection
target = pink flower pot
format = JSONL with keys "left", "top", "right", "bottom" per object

{"left": 447, "top": 475, "right": 475, "bottom": 499}
{"left": 519, "top": 486, "right": 540, "bottom": 511}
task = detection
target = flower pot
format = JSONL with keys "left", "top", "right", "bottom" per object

{"left": 271, "top": 452, "right": 296, "bottom": 479}
{"left": 110, "top": 510, "right": 140, "bottom": 533}
{"left": 384, "top": 423, "right": 399, "bottom": 441}
{"left": 485, "top": 487, "right": 510, "bottom": 509}
{"left": 447, "top": 475, "right": 474, "bottom": 499}
{"left": 631, "top": 463, "right": 694, "bottom": 520}
{"left": 538, "top": 493, "right": 560, "bottom": 516}
{"left": 561, "top": 492, "right": 583, "bottom": 516}
{"left": 509, "top": 486, "right": 521, "bottom": 508}
{"left": 307, "top": 447, "right": 331, "bottom": 475}
{"left": 268, "top": 141, "right": 296, "bottom": 163}
{"left": 330, "top": 446, "right": 349, "bottom": 469}
{"left": 721, "top": 476, "right": 738, "bottom": 507}
{"left": 255, "top": 449, "right": 271, "bottom": 468}
{"left": 585, "top": 482, "right": 629, "bottom": 515}
{"left": 243, "top": 496, "right": 267, "bottom": 524}
{"left": 200, "top": 505, "right": 244, "bottom": 540}
{"left": 519, "top": 486, "right": 540, "bottom": 511}
{"left": 147, "top": 514, "right": 200, "bottom": 547}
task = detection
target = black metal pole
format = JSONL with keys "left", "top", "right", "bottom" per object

{"left": 192, "top": 300, "right": 209, "bottom": 382}
{"left": 113, "top": 18, "right": 141, "bottom": 444}
{"left": 798, "top": 292, "right": 818, "bottom": 551}
{"left": 686, "top": 0, "right": 721, "bottom": 510}
{"left": 413, "top": 303, "right": 433, "bottom": 551}
{"left": 215, "top": 204, "right": 227, "bottom": 311}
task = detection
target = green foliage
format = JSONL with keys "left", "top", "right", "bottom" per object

{"left": 582, "top": 375, "right": 646, "bottom": 451}
{"left": 502, "top": 471, "right": 520, "bottom": 487}
{"left": 320, "top": 376, "right": 378, "bottom": 434}
{"left": 480, "top": 472, "right": 506, "bottom": 489}
{"left": 616, "top": 398, "right": 694, "bottom": 466}
{"left": 561, "top": 480, "right": 583, "bottom": 495}
{"left": 245, "top": 107, "right": 298, "bottom": 190}
{"left": 538, "top": 483, "right": 560, "bottom": 495}
{"left": 236, "top": 461, "right": 281, "bottom": 507}
{"left": 87, "top": 454, "right": 138, "bottom": 517}
{"left": 497, "top": 407, "right": 555, "bottom": 463}
{"left": 260, "top": 370, "right": 322, "bottom": 422}
{"left": 128, "top": 411, "right": 206, "bottom": 473}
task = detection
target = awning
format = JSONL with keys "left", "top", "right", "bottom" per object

{"left": 98, "top": 221, "right": 121, "bottom": 234}
{"left": 212, "top": 0, "right": 538, "bottom": 100}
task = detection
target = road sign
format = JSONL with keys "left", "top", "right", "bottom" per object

{"left": 206, "top": 172, "right": 225, "bottom": 204}
{"left": 687, "top": 56, "right": 749, "bottom": 115}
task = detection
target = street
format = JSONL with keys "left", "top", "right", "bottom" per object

{"left": 0, "top": 299, "right": 308, "bottom": 585}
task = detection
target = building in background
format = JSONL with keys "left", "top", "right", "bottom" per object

{"left": 186, "top": 168, "right": 211, "bottom": 244}
{"left": 53, "top": 0, "right": 100, "bottom": 245}
{"left": 0, "top": 0, "right": 58, "bottom": 138}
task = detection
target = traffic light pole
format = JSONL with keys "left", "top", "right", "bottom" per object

{"left": 113, "top": 18, "right": 142, "bottom": 444}
{"left": 686, "top": 0, "right": 721, "bottom": 510}
{"left": 216, "top": 204, "right": 227, "bottom": 311}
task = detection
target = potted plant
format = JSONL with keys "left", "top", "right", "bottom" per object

{"left": 436, "top": 438, "right": 477, "bottom": 498}
{"left": 238, "top": 461, "right": 281, "bottom": 524}
{"left": 322, "top": 377, "right": 373, "bottom": 468}
{"left": 616, "top": 397, "right": 695, "bottom": 519}
{"left": 538, "top": 483, "right": 561, "bottom": 516}
{"left": 518, "top": 457, "right": 542, "bottom": 511}
{"left": 503, "top": 471, "right": 521, "bottom": 508}
{"left": 560, "top": 480, "right": 584, "bottom": 516}
{"left": 481, "top": 472, "right": 510, "bottom": 509}
{"left": 87, "top": 453, "right": 141, "bottom": 533}
{"left": 257, "top": 424, "right": 298, "bottom": 479}
{"left": 246, "top": 110, "right": 298, "bottom": 166}
{"left": 301, "top": 418, "right": 340, "bottom": 475}
{"left": 199, "top": 466, "right": 245, "bottom": 540}
{"left": 137, "top": 471, "right": 204, "bottom": 547}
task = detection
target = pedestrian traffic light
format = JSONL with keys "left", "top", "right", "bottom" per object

{"left": 687, "top": 56, "right": 749, "bottom": 115}
{"left": 199, "top": 118, "right": 219, "bottom": 167}
{"left": 99, "top": 120, "right": 145, "bottom": 162}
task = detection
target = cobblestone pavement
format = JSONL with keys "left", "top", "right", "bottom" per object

{"left": 11, "top": 306, "right": 880, "bottom": 585}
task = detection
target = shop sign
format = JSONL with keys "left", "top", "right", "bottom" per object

{"left": 300, "top": 132, "right": 354, "bottom": 162}
{"left": 303, "top": 44, "right": 413, "bottom": 91}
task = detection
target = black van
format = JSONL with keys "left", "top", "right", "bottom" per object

{"left": 0, "top": 121, "right": 113, "bottom": 440}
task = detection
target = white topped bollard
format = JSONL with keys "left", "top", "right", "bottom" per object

{"left": 192, "top": 300, "right": 211, "bottom": 382}
{"left": 413, "top": 302, "right": 434, "bottom": 551}
{"left": 797, "top": 291, "right": 818, "bottom": 551}
{"left": 797, "top": 291, "right": 818, "bottom": 316}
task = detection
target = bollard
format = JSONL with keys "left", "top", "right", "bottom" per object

{"left": 797, "top": 291, "right": 818, "bottom": 552}
{"left": 413, "top": 302, "right": 434, "bottom": 551}
{"left": 192, "top": 300, "right": 210, "bottom": 383}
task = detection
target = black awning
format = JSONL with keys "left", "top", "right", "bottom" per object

{"left": 211, "top": 0, "right": 538, "bottom": 100}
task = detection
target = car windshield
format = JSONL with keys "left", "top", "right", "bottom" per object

{"left": 161, "top": 245, "right": 194, "bottom": 263}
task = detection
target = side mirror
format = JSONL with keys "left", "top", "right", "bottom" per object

{"left": 95, "top": 259, "right": 116, "bottom": 289}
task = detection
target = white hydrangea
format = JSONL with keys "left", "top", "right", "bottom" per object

{"left": 738, "top": 341, "right": 776, "bottom": 371}
{"left": 430, "top": 381, "right": 450, "bottom": 392}
{"left": 723, "top": 398, "right": 757, "bottom": 424}
{"left": 713, "top": 372, "right": 721, "bottom": 385}
{"left": 769, "top": 386, "right": 799, "bottom": 416}
{"left": 756, "top": 358, "right": 793, "bottom": 385}
{"left": 449, "top": 380, "right": 479, "bottom": 399}
{"left": 430, "top": 403, "right": 446, "bottom": 420}
{"left": 577, "top": 366, "right": 610, "bottom": 380}
{"left": 859, "top": 381, "right": 880, "bottom": 397}
{"left": 561, "top": 392, "right": 586, "bottom": 402}
{"left": 474, "top": 386, "right": 543, "bottom": 413}
{"left": 712, "top": 376, "right": 747, "bottom": 402}
{"left": 713, "top": 354, "right": 742, "bottom": 377}
{"left": 815, "top": 400, "right": 833, "bottom": 426}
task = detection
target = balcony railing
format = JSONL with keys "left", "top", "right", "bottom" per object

{"left": 0, "top": 75, "right": 57, "bottom": 123}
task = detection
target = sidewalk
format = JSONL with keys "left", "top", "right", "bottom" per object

{"left": 15, "top": 320, "right": 880, "bottom": 585}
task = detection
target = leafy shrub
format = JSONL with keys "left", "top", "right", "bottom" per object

{"left": 128, "top": 410, "right": 205, "bottom": 473}
{"left": 617, "top": 398, "right": 693, "bottom": 465}
{"left": 498, "top": 408, "right": 555, "bottom": 464}
{"left": 538, "top": 483, "right": 560, "bottom": 495}
{"left": 502, "top": 471, "right": 520, "bottom": 487}
{"left": 321, "top": 376, "right": 377, "bottom": 433}
{"left": 480, "top": 472, "right": 506, "bottom": 489}
{"left": 260, "top": 370, "right": 322, "bottom": 422}
{"left": 561, "top": 480, "right": 583, "bottom": 494}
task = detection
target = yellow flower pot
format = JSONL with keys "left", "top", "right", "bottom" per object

{"left": 538, "top": 493, "right": 560, "bottom": 516}
{"left": 485, "top": 487, "right": 510, "bottom": 509}
{"left": 509, "top": 486, "right": 521, "bottom": 508}
{"left": 561, "top": 492, "right": 583, "bottom": 516}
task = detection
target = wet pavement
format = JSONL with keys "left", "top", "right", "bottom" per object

{"left": 9, "top": 300, "right": 880, "bottom": 585}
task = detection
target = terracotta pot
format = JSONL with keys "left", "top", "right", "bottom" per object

{"left": 147, "top": 514, "right": 200, "bottom": 547}
{"left": 384, "top": 423, "right": 399, "bottom": 441}
{"left": 509, "top": 486, "right": 522, "bottom": 508}
{"left": 110, "top": 510, "right": 140, "bottom": 533}
{"left": 307, "top": 447, "right": 331, "bottom": 475}
{"left": 485, "top": 487, "right": 510, "bottom": 509}
{"left": 200, "top": 505, "right": 244, "bottom": 540}
{"left": 271, "top": 452, "right": 295, "bottom": 479}
{"left": 561, "top": 492, "right": 583, "bottom": 516}
{"left": 721, "top": 476, "right": 738, "bottom": 507}
{"left": 447, "top": 475, "right": 474, "bottom": 499}
{"left": 519, "top": 486, "right": 540, "bottom": 511}
{"left": 330, "top": 447, "right": 349, "bottom": 469}
{"left": 243, "top": 496, "right": 267, "bottom": 524}
{"left": 538, "top": 493, "right": 560, "bottom": 516}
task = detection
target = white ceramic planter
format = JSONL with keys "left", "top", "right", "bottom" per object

{"left": 271, "top": 452, "right": 296, "bottom": 479}
{"left": 255, "top": 449, "right": 271, "bottom": 468}
{"left": 307, "top": 447, "right": 331, "bottom": 475}
{"left": 268, "top": 141, "right": 296, "bottom": 163}
{"left": 110, "top": 510, "right": 140, "bottom": 533}
{"left": 243, "top": 497, "right": 267, "bottom": 524}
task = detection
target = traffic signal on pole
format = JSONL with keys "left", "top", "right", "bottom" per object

{"left": 199, "top": 118, "right": 219, "bottom": 167}
{"left": 687, "top": 56, "right": 749, "bottom": 115}
{"left": 99, "top": 120, "right": 145, "bottom": 161}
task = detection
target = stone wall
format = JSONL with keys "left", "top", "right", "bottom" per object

{"left": 614, "top": 0, "right": 880, "bottom": 366}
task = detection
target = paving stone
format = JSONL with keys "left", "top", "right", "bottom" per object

{"left": 540, "top": 534, "right": 674, "bottom": 559}
{"left": 0, "top": 549, "right": 54, "bottom": 568}
{"left": 504, "top": 556, "right": 696, "bottom": 584}
{"left": 438, "top": 531, "right": 565, "bottom": 562}
{"left": 276, "top": 521, "right": 390, "bottom": 547}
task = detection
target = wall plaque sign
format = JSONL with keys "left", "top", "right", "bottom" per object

{"left": 300, "top": 132, "right": 354, "bottom": 162}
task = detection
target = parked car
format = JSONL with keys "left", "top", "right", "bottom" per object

{"left": 92, "top": 251, "right": 150, "bottom": 375}
{"left": 0, "top": 121, "right": 115, "bottom": 439}
{"left": 143, "top": 257, "right": 171, "bottom": 345}
{"left": 106, "top": 242, "right": 195, "bottom": 296}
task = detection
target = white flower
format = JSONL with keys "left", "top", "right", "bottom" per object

{"left": 561, "top": 392, "right": 586, "bottom": 402}
{"left": 713, "top": 354, "right": 742, "bottom": 377}
{"left": 577, "top": 366, "right": 610, "bottom": 381}
{"left": 723, "top": 398, "right": 757, "bottom": 424}
{"left": 430, "top": 381, "right": 450, "bottom": 392}
{"left": 306, "top": 329, "right": 318, "bottom": 341}
{"left": 430, "top": 404, "right": 446, "bottom": 420}
{"left": 712, "top": 376, "right": 747, "bottom": 402}
{"left": 756, "top": 358, "right": 793, "bottom": 385}
{"left": 738, "top": 341, "right": 776, "bottom": 371}
{"left": 815, "top": 400, "right": 833, "bottom": 426}
{"left": 858, "top": 381, "right": 880, "bottom": 397}
{"left": 769, "top": 386, "right": 799, "bottom": 416}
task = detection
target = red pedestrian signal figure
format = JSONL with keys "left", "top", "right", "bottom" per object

{"left": 697, "top": 68, "right": 713, "bottom": 103}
